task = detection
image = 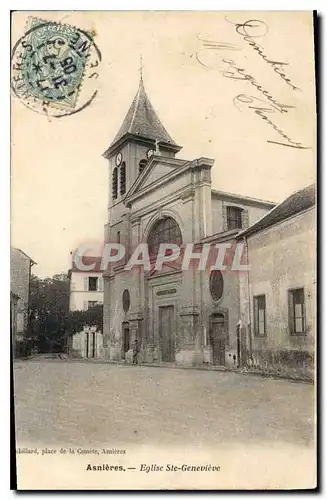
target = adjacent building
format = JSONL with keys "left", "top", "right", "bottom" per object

{"left": 10, "top": 247, "right": 36, "bottom": 356}
{"left": 68, "top": 256, "right": 104, "bottom": 311}
{"left": 237, "top": 184, "right": 316, "bottom": 379}
{"left": 67, "top": 256, "right": 104, "bottom": 358}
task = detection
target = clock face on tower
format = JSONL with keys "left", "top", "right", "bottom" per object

{"left": 115, "top": 152, "right": 122, "bottom": 166}
{"left": 146, "top": 149, "right": 154, "bottom": 159}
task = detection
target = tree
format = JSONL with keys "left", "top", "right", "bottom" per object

{"left": 29, "top": 273, "right": 103, "bottom": 354}
{"left": 29, "top": 273, "right": 70, "bottom": 353}
{"left": 66, "top": 305, "right": 103, "bottom": 335}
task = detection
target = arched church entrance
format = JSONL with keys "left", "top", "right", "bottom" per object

{"left": 122, "top": 322, "right": 130, "bottom": 359}
{"left": 159, "top": 305, "right": 175, "bottom": 362}
{"left": 146, "top": 215, "right": 182, "bottom": 363}
{"left": 209, "top": 313, "right": 226, "bottom": 366}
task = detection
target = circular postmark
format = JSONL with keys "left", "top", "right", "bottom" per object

{"left": 11, "top": 18, "right": 102, "bottom": 117}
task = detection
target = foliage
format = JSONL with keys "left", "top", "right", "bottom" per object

{"left": 29, "top": 273, "right": 103, "bottom": 353}
{"left": 66, "top": 305, "right": 103, "bottom": 335}
{"left": 29, "top": 273, "right": 70, "bottom": 352}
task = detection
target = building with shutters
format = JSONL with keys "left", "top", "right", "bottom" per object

{"left": 68, "top": 256, "right": 104, "bottom": 311}
{"left": 101, "top": 76, "right": 277, "bottom": 367}
{"left": 237, "top": 184, "right": 316, "bottom": 379}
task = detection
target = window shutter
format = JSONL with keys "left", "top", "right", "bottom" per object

{"left": 227, "top": 206, "right": 232, "bottom": 230}
{"left": 112, "top": 168, "right": 118, "bottom": 199}
{"left": 222, "top": 204, "right": 228, "bottom": 231}
{"left": 241, "top": 209, "right": 249, "bottom": 229}
{"left": 120, "top": 162, "right": 126, "bottom": 195}
{"left": 84, "top": 277, "right": 88, "bottom": 291}
{"left": 83, "top": 300, "right": 88, "bottom": 311}
{"left": 98, "top": 277, "right": 104, "bottom": 292}
{"left": 253, "top": 297, "right": 258, "bottom": 336}
{"left": 226, "top": 205, "right": 243, "bottom": 230}
{"left": 288, "top": 291, "right": 294, "bottom": 334}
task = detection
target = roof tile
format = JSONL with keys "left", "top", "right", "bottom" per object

{"left": 111, "top": 78, "right": 178, "bottom": 146}
{"left": 238, "top": 183, "right": 316, "bottom": 238}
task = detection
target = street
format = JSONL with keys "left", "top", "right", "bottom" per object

{"left": 13, "top": 360, "right": 314, "bottom": 449}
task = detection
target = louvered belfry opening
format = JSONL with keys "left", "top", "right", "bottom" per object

{"left": 112, "top": 167, "right": 118, "bottom": 199}
{"left": 120, "top": 162, "right": 126, "bottom": 195}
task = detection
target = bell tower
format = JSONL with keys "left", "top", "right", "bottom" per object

{"left": 103, "top": 76, "right": 182, "bottom": 211}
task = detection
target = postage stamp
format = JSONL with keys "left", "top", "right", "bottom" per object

{"left": 11, "top": 18, "right": 102, "bottom": 117}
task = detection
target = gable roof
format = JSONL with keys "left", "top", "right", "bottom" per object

{"left": 124, "top": 154, "right": 188, "bottom": 201}
{"left": 11, "top": 247, "right": 36, "bottom": 265}
{"left": 109, "top": 78, "right": 179, "bottom": 148}
{"left": 237, "top": 183, "right": 316, "bottom": 239}
{"left": 211, "top": 189, "right": 276, "bottom": 208}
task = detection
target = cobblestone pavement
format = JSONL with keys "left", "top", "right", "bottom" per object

{"left": 13, "top": 360, "right": 315, "bottom": 449}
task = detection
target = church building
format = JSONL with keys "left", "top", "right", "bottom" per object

{"left": 102, "top": 77, "right": 275, "bottom": 367}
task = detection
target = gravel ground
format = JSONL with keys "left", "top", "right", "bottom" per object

{"left": 13, "top": 360, "right": 315, "bottom": 449}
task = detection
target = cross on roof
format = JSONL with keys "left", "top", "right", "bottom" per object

{"left": 140, "top": 54, "right": 143, "bottom": 82}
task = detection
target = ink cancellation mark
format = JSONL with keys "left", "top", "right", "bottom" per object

{"left": 11, "top": 18, "right": 102, "bottom": 117}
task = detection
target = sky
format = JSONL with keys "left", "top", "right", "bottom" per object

{"left": 11, "top": 11, "right": 316, "bottom": 277}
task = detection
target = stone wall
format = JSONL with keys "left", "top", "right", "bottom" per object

{"left": 250, "top": 348, "right": 314, "bottom": 381}
{"left": 71, "top": 326, "right": 104, "bottom": 359}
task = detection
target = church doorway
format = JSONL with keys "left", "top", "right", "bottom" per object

{"left": 122, "top": 322, "right": 130, "bottom": 358}
{"left": 210, "top": 313, "right": 226, "bottom": 366}
{"left": 159, "top": 305, "right": 175, "bottom": 362}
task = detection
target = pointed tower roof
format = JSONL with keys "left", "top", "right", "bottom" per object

{"left": 104, "top": 78, "right": 181, "bottom": 158}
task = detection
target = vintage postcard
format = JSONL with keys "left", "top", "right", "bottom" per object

{"left": 11, "top": 10, "right": 317, "bottom": 490}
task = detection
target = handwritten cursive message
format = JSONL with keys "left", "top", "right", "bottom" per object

{"left": 195, "top": 17, "right": 310, "bottom": 150}
{"left": 225, "top": 18, "right": 301, "bottom": 92}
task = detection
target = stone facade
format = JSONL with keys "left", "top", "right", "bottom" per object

{"left": 10, "top": 247, "right": 35, "bottom": 355}
{"left": 102, "top": 78, "right": 275, "bottom": 368}
{"left": 69, "top": 256, "right": 104, "bottom": 311}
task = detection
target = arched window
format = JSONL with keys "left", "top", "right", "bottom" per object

{"left": 210, "top": 270, "right": 224, "bottom": 301}
{"left": 139, "top": 159, "right": 147, "bottom": 175}
{"left": 120, "top": 162, "right": 126, "bottom": 195}
{"left": 227, "top": 206, "right": 243, "bottom": 230}
{"left": 148, "top": 217, "right": 182, "bottom": 256}
{"left": 112, "top": 167, "right": 118, "bottom": 200}
{"left": 117, "top": 231, "right": 120, "bottom": 243}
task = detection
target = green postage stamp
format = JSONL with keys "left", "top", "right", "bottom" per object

{"left": 11, "top": 18, "right": 101, "bottom": 117}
